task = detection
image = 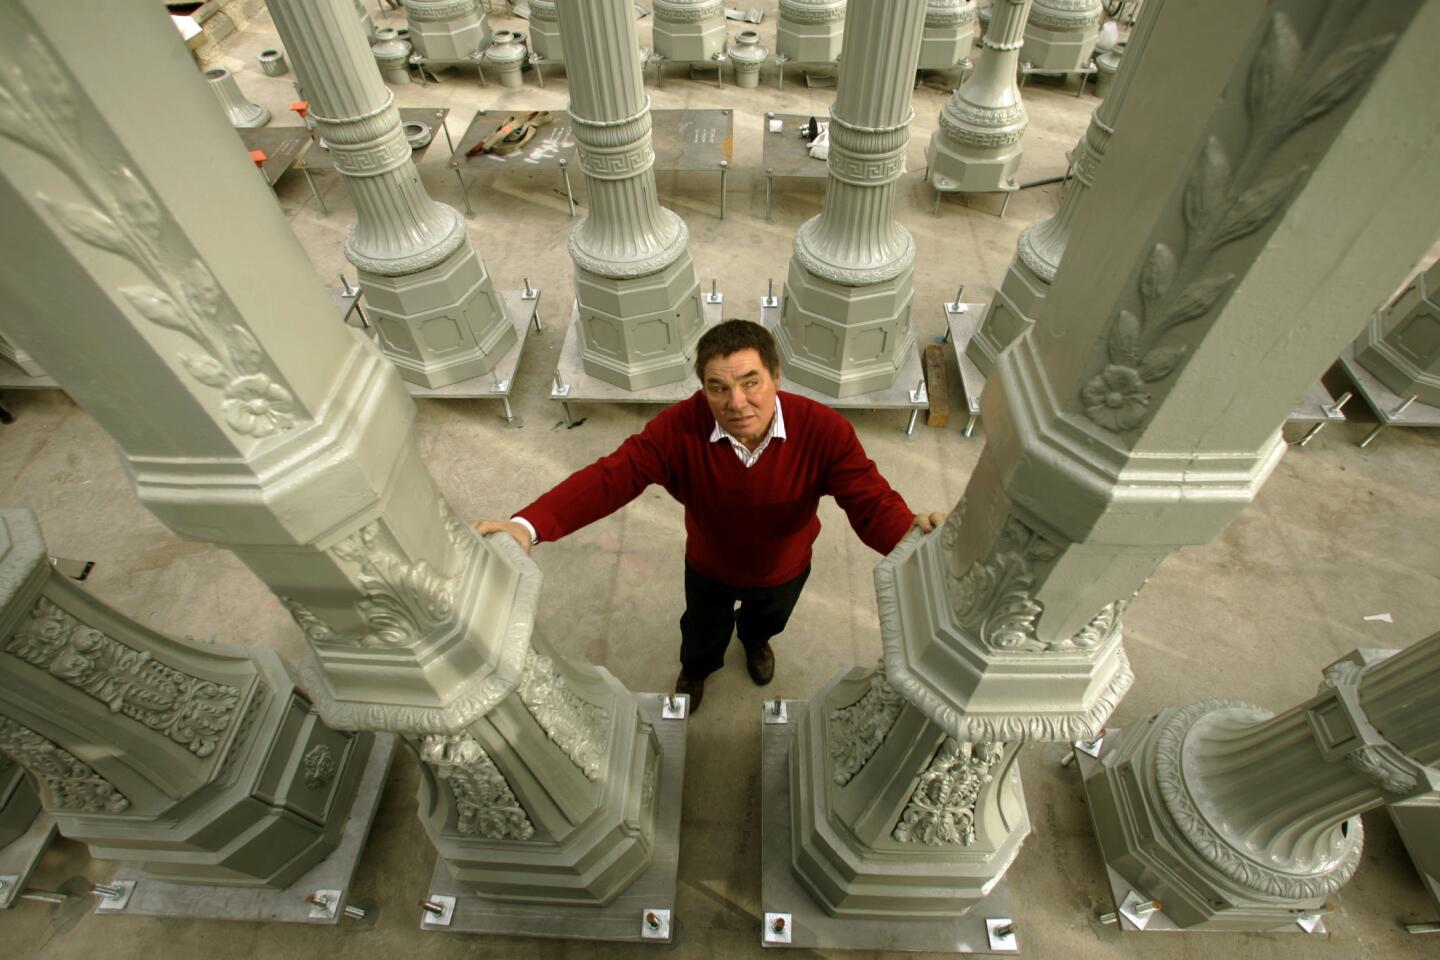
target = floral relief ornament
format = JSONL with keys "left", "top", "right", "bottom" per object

{"left": 0, "top": 14, "right": 302, "bottom": 440}
{"left": 1081, "top": 9, "right": 1395, "bottom": 434}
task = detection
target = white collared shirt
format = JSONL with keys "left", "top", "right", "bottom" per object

{"left": 711, "top": 396, "right": 786, "bottom": 468}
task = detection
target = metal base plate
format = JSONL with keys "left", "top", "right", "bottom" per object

{"left": 1339, "top": 345, "right": 1440, "bottom": 428}
{"left": 1074, "top": 731, "right": 1328, "bottom": 935}
{"left": 551, "top": 300, "right": 724, "bottom": 407}
{"left": 420, "top": 693, "right": 687, "bottom": 943}
{"left": 759, "top": 302, "right": 929, "bottom": 413}
{"left": 387, "top": 290, "right": 538, "bottom": 402}
{"left": 0, "top": 813, "right": 58, "bottom": 908}
{"left": 101, "top": 733, "right": 397, "bottom": 924}
{"left": 1287, "top": 380, "right": 1349, "bottom": 425}
{"left": 760, "top": 699, "right": 1018, "bottom": 952}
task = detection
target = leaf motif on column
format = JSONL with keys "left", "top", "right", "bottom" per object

{"left": 829, "top": 663, "right": 904, "bottom": 786}
{"left": 518, "top": 651, "right": 610, "bottom": 782}
{"left": 0, "top": 715, "right": 131, "bottom": 814}
{"left": 1081, "top": 8, "right": 1395, "bottom": 435}
{"left": 892, "top": 739, "right": 1002, "bottom": 846}
{"left": 0, "top": 8, "right": 303, "bottom": 440}
{"left": 6, "top": 597, "right": 241, "bottom": 758}
{"left": 420, "top": 734, "right": 535, "bottom": 840}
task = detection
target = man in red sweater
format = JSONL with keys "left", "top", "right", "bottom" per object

{"left": 472, "top": 320, "right": 945, "bottom": 713}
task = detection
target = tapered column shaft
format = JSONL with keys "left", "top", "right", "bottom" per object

{"left": 776, "top": 0, "right": 925, "bottom": 398}
{"left": 968, "top": 0, "right": 1163, "bottom": 373}
{"left": 557, "top": 0, "right": 705, "bottom": 391}
{"left": 267, "top": 0, "right": 516, "bottom": 387}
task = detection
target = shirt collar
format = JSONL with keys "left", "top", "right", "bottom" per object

{"left": 710, "top": 395, "right": 786, "bottom": 445}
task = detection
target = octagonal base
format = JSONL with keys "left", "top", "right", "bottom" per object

{"left": 654, "top": 17, "right": 725, "bottom": 62}
{"left": 778, "top": 21, "right": 844, "bottom": 64}
{"left": 575, "top": 254, "right": 705, "bottom": 391}
{"left": 408, "top": 11, "right": 492, "bottom": 62}
{"left": 967, "top": 256, "right": 1049, "bottom": 376}
{"left": 1020, "top": 23, "right": 1099, "bottom": 74}
{"left": 1352, "top": 268, "right": 1440, "bottom": 407}
{"left": 918, "top": 26, "right": 977, "bottom": 70}
{"left": 362, "top": 241, "right": 517, "bottom": 388}
{"left": 776, "top": 260, "right": 916, "bottom": 398}
{"left": 926, "top": 129, "right": 1023, "bottom": 195}
{"left": 529, "top": 17, "right": 564, "bottom": 63}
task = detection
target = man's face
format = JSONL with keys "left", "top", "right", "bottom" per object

{"left": 702, "top": 348, "right": 778, "bottom": 445}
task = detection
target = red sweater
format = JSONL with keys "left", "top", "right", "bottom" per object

{"left": 516, "top": 392, "right": 914, "bottom": 588}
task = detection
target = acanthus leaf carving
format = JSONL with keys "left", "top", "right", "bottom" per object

{"left": 829, "top": 663, "right": 904, "bottom": 786}
{"left": 421, "top": 734, "right": 535, "bottom": 840}
{"left": 301, "top": 744, "right": 337, "bottom": 789}
{"left": 6, "top": 596, "right": 240, "bottom": 758}
{"left": 0, "top": 715, "right": 131, "bottom": 814}
{"left": 892, "top": 739, "right": 1002, "bottom": 846}
{"left": 518, "top": 650, "right": 609, "bottom": 782}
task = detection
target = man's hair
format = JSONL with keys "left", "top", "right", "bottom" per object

{"left": 694, "top": 319, "right": 781, "bottom": 381}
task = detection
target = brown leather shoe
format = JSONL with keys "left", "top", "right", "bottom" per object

{"left": 675, "top": 670, "right": 704, "bottom": 715}
{"left": 746, "top": 642, "right": 775, "bottom": 686}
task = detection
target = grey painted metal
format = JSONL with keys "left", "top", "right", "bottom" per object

{"left": 778, "top": 0, "right": 846, "bottom": 63}
{"left": 0, "top": 329, "right": 46, "bottom": 379}
{"left": 654, "top": 0, "right": 726, "bottom": 62}
{"left": 1021, "top": 0, "right": 1101, "bottom": 73}
{"left": 204, "top": 66, "right": 270, "bottom": 128}
{"left": 406, "top": 0, "right": 492, "bottom": 62}
{"left": 1353, "top": 259, "right": 1440, "bottom": 407}
{"left": 1340, "top": 343, "right": 1440, "bottom": 445}
{"left": 925, "top": 0, "right": 1033, "bottom": 196}
{"left": 528, "top": 0, "right": 564, "bottom": 63}
{"left": 730, "top": 30, "right": 768, "bottom": 87}
{"left": 257, "top": 48, "right": 289, "bottom": 76}
{"left": 1082, "top": 634, "right": 1440, "bottom": 930}
{"left": 775, "top": 0, "right": 926, "bottom": 399}
{"left": 919, "top": 0, "right": 979, "bottom": 70}
{"left": 269, "top": 0, "right": 517, "bottom": 388}
{"left": 0, "top": 813, "right": 55, "bottom": 910}
{"left": 967, "top": 0, "right": 1161, "bottom": 377}
{"left": 556, "top": 0, "right": 705, "bottom": 391}
{"left": 419, "top": 695, "right": 686, "bottom": 942}
{"left": 760, "top": 701, "right": 1019, "bottom": 948}
{"left": 102, "top": 734, "right": 396, "bottom": 924}
{"left": 0, "top": 510, "right": 374, "bottom": 888}
{"left": 484, "top": 30, "right": 527, "bottom": 88}
{"left": 1390, "top": 799, "right": 1440, "bottom": 913}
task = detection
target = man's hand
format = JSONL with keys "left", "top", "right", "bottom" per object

{"left": 913, "top": 511, "right": 948, "bottom": 534}
{"left": 469, "top": 519, "right": 534, "bottom": 554}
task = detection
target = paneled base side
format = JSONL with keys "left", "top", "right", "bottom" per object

{"left": 943, "top": 303, "right": 989, "bottom": 435}
{"left": 409, "top": 16, "right": 491, "bottom": 62}
{"left": 361, "top": 240, "right": 518, "bottom": 389}
{"left": 384, "top": 290, "right": 536, "bottom": 405}
{"left": 529, "top": 20, "right": 564, "bottom": 63}
{"left": 97, "top": 734, "right": 397, "bottom": 925}
{"left": 1077, "top": 727, "right": 1337, "bottom": 934}
{"left": 1340, "top": 344, "right": 1440, "bottom": 430}
{"left": 777, "top": 24, "right": 844, "bottom": 64}
{"left": 918, "top": 28, "right": 976, "bottom": 70}
{"left": 553, "top": 298, "right": 723, "bottom": 407}
{"left": 575, "top": 254, "right": 706, "bottom": 391}
{"left": 1020, "top": 24, "right": 1100, "bottom": 74}
{"left": 1390, "top": 799, "right": 1440, "bottom": 912}
{"left": 420, "top": 695, "right": 686, "bottom": 943}
{"left": 0, "top": 813, "right": 56, "bottom": 910}
{"left": 760, "top": 702, "right": 1018, "bottom": 952}
{"left": 653, "top": 20, "right": 725, "bottom": 61}
{"left": 776, "top": 261, "right": 917, "bottom": 399}
{"left": 925, "top": 134, "right": 1023, "bottom": 195}
{"left": 968, "top": 258, "right": 1049, "bottom": 377}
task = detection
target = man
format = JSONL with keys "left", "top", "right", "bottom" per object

{"left": 473, "top": 320, "right": 945, "bottom": 713}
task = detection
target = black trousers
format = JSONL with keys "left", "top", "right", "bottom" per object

{"left": 679, "top": 563, "right": 811, "bottom": 680}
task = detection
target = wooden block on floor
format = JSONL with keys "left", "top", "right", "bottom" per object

{"left": 924, "top": 343, "right": 949, "bottom": 428}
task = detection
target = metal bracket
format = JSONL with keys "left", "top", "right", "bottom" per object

{"left": 661, "top": 692, "right": 688, "bottom": 719}
{"left": 985, "top": 918, "right": 1019, "bottom": 953}
{"left": 0, "top": 876, "right": 16, "bottom": 901}
{"left": 1075, "top": 734, "right": 1105, "bottom": 758}
{"left": 761, "top": 277, "right": 779, "bottom": 308}
{"left": 307, "top": 888, "right": 341, "bottom": 920}
{"left": 1296, "top": 912, "right": 1325, "bottom": 933}
{"left": 551, "top": 373, "right": 571, "bottom": 399}
{"left": 92, "top": 880, "right": 136, "bottom": 913}
{"left": 763, "top": 698, "right": 788, "bottom": 725}
{"left": 490, "top": 377, "right": 511, "bottom": 395}
{"left": 763, "top": 911, "right": 792, "bottom": 944}
{"left": 705, "top": 280, "right": 724, "bottom": 305}
{"left": 50, "top": 556, "right": 95, "bottom": 581}
{"left": 521, "top": 278, "right": 539, "bottom": 301}
{"left": 1116, "top": 889, "right": 1162, "bottom": 930}
{"left": 909, "top": 377, "right": 928, "bottom": 405}
{"left": 419, "top": 894, "right": 457, "bottom": 927}
{"left": 641, "top": 907, "right": 672, "bottom": 940}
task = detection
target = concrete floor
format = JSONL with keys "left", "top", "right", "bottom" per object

{"left": 2, "top": 3, "right": 1439, "bottom": 958}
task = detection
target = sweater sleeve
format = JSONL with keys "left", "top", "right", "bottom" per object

{"left": 515, "top": 409, "right": 678, "bottom": 543}
{"left": 820, "top": 411, "right": 915, "bottom": 556}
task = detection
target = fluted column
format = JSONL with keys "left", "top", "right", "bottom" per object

{"left": 775, "top": 0, "right": 926, "bottom": 398}
{"left": 1086, "top": 633, "right": 1440, "bottom": 928}
{"left": 0, "top": 0, "right": 659, "bottom": 906}
{"left": 267, "top": 0, "right": 516, "bottom": 389}
{"left": 528, "top": 0, "right": 564, "bottom": 63}
{"left": 558, "top": 0, "right": 705, "bottom": 391}
{"left": 0, "top": 510, "right": 372, "bottom": 887}
{"left": 788, "top": 0, "right": 1440, "bottom": 914}
{"left": 653, "top": 0, "right": 726, "bottom": 61}
{"left": 1020, "top": 0, "right": 1102, "bottom": 73}
{"left": 778, "top": 0, "right": 847, "bottom": 63}
{"left": 919, "top": 0, "right": 979, "bottom": 70}
{"left": 967, "top": 0, "right": 1162, "bottom": 375}
{"left": 926, "top": 0, "right": 1033, "bottom": 194}
{"left": 1352, "top": 258, "right": 1440, "bottom": 405}
{"left": 406, "top": 0, "right": 492, "bottom": 61}
{"left": 204, "top": 66, "right": 269, "bottom": 128}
